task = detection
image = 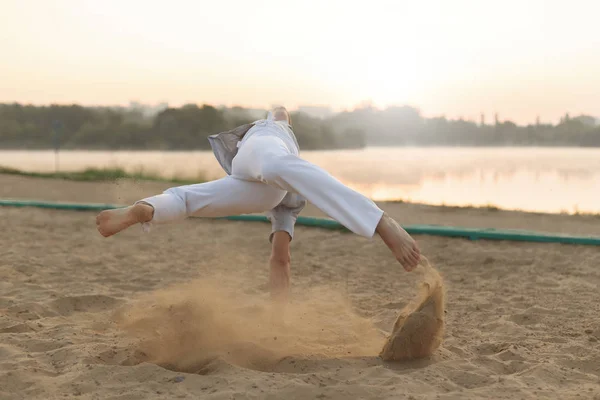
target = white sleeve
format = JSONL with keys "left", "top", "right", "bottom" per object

{"left": 265, "top": 192, "right": 306, "bottom": 242}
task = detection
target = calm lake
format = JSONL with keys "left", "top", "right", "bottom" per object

{"left": 1, "top": 147, "right": 599, "bottom": 214}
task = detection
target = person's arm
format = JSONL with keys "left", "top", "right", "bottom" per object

{"left": 269, "top": 231, "right": 291, "bottom": 302}
{"left": 265, "top": 193, "right": 306, "bottom": 302}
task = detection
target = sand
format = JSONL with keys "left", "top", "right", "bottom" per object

{"left": 1, "top": 174, "right": 600, "bottom": 400}
{"left": 380, "top": 260, "right": 445, "bottom": 361}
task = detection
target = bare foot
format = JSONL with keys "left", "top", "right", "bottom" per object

{"left": 96, "top": 203, "right": 154, "bottom": 237}
{"left": 376, "top": 213, "right": 421, "bottom": 271}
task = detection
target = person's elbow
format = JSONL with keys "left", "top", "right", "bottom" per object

{"left": 270, "top": 252, "right": 291, "bottom": 268}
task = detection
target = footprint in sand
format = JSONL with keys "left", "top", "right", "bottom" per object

{"left": 379, "top": 259, "right": 446, "bottom": 361}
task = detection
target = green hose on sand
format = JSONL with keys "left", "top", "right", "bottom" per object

{"left": 1, "top": 199, "right": 599, "bottom": 246}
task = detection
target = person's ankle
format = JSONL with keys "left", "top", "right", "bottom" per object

{"left": 130, "top": 203, "right": 154, "bottom": 223}
{"left": 376, "top": 212, "right": 391, "bottom": 234}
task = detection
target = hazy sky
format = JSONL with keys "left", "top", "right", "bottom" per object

{"left": 1, "top": 0, "right": 599, "bottom": 124}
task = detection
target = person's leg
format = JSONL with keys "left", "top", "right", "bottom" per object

{"left": 96, "top": 176, "right": 286, "bottom": 237}
{"left": 269, "top": 231, "right": 291, "bottom": 303}
{"left": 233, "top": 135, "right": 421, "bottom": 271}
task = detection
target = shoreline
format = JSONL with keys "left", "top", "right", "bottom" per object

{"left": 1, "top": 172, "right": 599, "bottom": 237}
{"left": 1, "top": 166, "right": 598, "bottom": 218}
{"left": 3, "top": 145, "right": 600, "bottom": 151}
{"left": 0, "top": 166, "right": 204, "bottom": 185}
{"left": 2, "top": 147, "right": 599, "bottom": 217}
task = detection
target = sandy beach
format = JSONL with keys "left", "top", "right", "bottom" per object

{"left": 1, "top": 173, "right": 599, "bottom": 400}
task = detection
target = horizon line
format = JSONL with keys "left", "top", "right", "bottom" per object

{"left": 2, "top": 100, "right": 598, "bottom": 126}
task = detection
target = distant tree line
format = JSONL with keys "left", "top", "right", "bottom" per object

{"left": 329, "top": 106, "right": 600, "bottom": 147}
{"left": 0, "top": 103, "right": 598, "bottom": 150}
{"left": 0, "top": 103, "right": 364, "bottom": 151}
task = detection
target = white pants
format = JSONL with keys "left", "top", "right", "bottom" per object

{"left": 139, "top": 134, "right": 384, "bottom": 237}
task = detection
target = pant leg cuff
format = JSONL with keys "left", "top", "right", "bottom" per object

{"left": 365, "top": 208, "right": 385, "bottom": 238}
{"left": 134, "top": 193, "right": 177, "bottom": 224}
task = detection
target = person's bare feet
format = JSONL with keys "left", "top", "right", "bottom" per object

{"left": 96, "top": 203, "right": 154, "bottom": 237}
{"left": 376, "top": 213, "right": 421, "bottom": 271}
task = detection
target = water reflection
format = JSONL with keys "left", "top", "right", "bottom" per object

{"left": 1, "top": 147, "right": 599, "bottom": 214}
{"left": 349, "top": 169, "right": 597, "bottom": 214}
